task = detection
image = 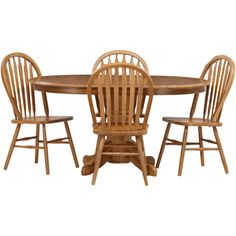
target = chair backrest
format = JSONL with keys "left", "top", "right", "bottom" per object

{"left": 200, "top": 55, "right": 235, "bottom": 121}
{"left": 92, "top": 50, "right": 149, "bottom": 73}
{"left": 1, "top": 52, "right": 49, "bottom": 119}
{"left": 88, "top": 63, "right": 154, "bottom": 132}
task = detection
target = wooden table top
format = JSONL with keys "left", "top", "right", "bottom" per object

{"left": 31, "top": 74, "right": 209, "bottom": 95}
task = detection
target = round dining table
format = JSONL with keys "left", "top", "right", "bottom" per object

{"left": 31, "top": 74, "right": 208, "bottom": 177}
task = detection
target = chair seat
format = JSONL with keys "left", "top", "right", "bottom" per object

{"left": 12, "top": 116, "right": 73, "bottom": 124}
{"left": 93, "top": 124, "right": 148, "bottom": 135}
{"left": 162, "top": 117, "right": 222, "bottom": 127}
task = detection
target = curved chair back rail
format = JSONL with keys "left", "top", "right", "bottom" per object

{"left": 1, "top": 52, "right": 49, "bottom": 118}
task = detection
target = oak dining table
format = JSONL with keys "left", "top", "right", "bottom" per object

{"left": 31, "top": 74, "right": 208, "bottom": 177}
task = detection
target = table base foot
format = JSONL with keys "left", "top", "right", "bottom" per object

{"left": 81, "top": 155, "right": 157, "bottom": 177}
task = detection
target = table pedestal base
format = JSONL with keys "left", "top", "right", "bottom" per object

{"left": 81, "top": 137, "right": 157, "bottom": 177}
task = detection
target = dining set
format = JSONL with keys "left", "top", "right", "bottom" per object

{"left": 1, "top": 51, "right": 235, "bottom": 185}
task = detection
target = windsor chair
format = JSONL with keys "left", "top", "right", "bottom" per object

{"left": 156, "top": 55, "right": 235, "bottom": 176}
{"left": 1, "top": 52, "right": 79, "bottom": 174}
{"left": 92, "top": 50, "right": 149, "bottom": 72}
{"left": 92, "top": 50, "right": 149, "bottom": 117}
{"left": 87, "top": 63, "right": 153, "bottom": 185}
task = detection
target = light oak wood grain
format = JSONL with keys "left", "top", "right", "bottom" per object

{"left": 1, "top": 52, "right": 79, "bottom": 174}
{"left": 32, "top": 75, "right": 208, "bottom": 95}
{"left": 156, "top": 55, "right": 235, "bottom": 176}
{"left": 92, "top": 50, "right": 149, "bottom": 73}
{"left": 31, "top": 65, "right": 208, "bottom": 182}
{"left": 88, "top": 63, "right": 154, "bottom": 185}
{"left": 92, "top": 50, "right": 149, "bottom": 118}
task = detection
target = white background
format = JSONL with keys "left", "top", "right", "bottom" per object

{"left": 0, "top": 0, "right": 236, "bottom": 235}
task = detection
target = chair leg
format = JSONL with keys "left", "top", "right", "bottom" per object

{"left": 198, "top": 126, "right": 205, "bottom": 166}
{"left": 213, "top": 126, "right": 229, "bottom": 174}
{"left": 64, "top": 121, "right": 79, "bottom": 168}
{"left": 178, "top": 126, "right": 188, "bottom": 176}
{"left": 92, "top": 135, "right": 105, "bottom": 185}
{"left": 140, "top": 95, "right": 146, "bottom": 117}
{"left": 156, "top": 123, "right": 171, "bottom": 168}
{"left": 136, "top": 136, "right": 148, "bottom": 186}
{"left": 42, "top": 124, "right": 50, "bottom": 175}
{"left": 4, "top": 124, "right": 21, "bottom": 170}
{"left": 140, "top": 136, "right": 146, "bottom": 156}
{"left": 35, "top": 124, "right": 40, "bottom": 163}
{"left": 95, "top": 135, "right": 101, "bottom": 153}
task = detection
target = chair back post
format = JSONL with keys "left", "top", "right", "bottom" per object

{"left": 1, "top": 52, "right": 49, "bottom": 119}
{"left": 189, "top": 93, "right": 200, "bottom": 119}
{"left": 200, "top": 55, "right": 235, "bottom": 122}
{"left": 88, "top": 63, "right": 153, "bottom": 132}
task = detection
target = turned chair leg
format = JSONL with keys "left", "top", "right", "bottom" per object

{"left": 198, "top": 126, "right": 205, "bottom": 166}
{"left": 178, "top": 126, "right": 188, "bottom": 176}
{"left": 213, "top": 126, "right": 229, "bottom": 174}
{"left": 92, "top": 135, "right": 105, "bottom": 185}
{"left": 136, "top": 136, "right": 148, "bottom": 186}
{"left": 64, "top": 121, "right": 79, "bottom": 168}
{"left": 35, "top": 124, "right": 40, "bottom": 163}
{"left": 94, "top": 135, "right": 108, "bottom": 168}
{"left": 156, "top": 123, "right": 171, "bottom": 168}
{"left": 140, "top": 136, "right": 146, "bottom": 156}
{"left": 42, "top": 124, "right": 50, "bottom": 175}
{"left": 4, "top": 124, "right": 21, "bottom": 170}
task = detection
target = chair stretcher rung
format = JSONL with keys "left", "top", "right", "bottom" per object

{"left": 39, "top": 137, "right": 69, "bottom": 144}
{"left": 17, "top": 136, "right": 37, "bottom": 141}
{"left": 102, "top": 152, "right": 139, "bottom": 156}
{"left": 166, "top": 138, "right": 182, "bottom": 145}
{"left": 48, "top": 141, "right": 69, "bottom": 144}
{"left": 15, "top": 145, "right": 44, "bottom": 149}
{"left": 104, "top": 144, "right": 136, "bottom": 148}
{"left": 166, "top": 138, "right": 199, "bottom": 146}
{"left": 202, "top": 138, "right": 217, "bottom": 144}
{"left": 185, "top": 147, "right": 219, "bottom": 151}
